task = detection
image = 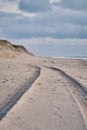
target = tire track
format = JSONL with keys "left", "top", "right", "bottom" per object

{"left": 0, "top": 66, "right": 41, "bottom": 121}
{"left": 47, "top": 66, "right": 87, "bottom": 96}
{"left": 0, "top": 67, "right": 86, "bottom": 130}
{"left": 46, "top": 66, "right": 87, "bottom": 128}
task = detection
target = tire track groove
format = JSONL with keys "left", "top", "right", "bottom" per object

{"left": 0, "top": 66, "right": 41, "bottom": 121}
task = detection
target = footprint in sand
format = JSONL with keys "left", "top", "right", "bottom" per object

{"left": 55, "top": 106, "right": 60, "bottom": 110}
{"left": 28, "top": 98, "right": 34, "bottom": 102}
{"left": 37, "top": 82, "right": 41, "bottom": 85}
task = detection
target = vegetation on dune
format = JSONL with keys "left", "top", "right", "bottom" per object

{"left": 12, "top": 44, "right": 29, "bottom": 53}
{"left": 0, "top": 39, "right": 34, "bottom": 57}
{"left": 0, "top": 40, "right": 14, "bottom": 50}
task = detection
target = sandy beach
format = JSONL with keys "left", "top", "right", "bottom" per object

{"left": 0, "top": 65, "right": 86, "bottom": 130}
{"left": 0, "top": 53, "right": 87, "bottom": 129}
{"left": 0, "top": 0, "right": 87, "bottom": 127}
{"left": 0, "top": 0, "right": 87, "bottom": 125}
{"left": 0, "top": 40, "right": 87, "bottom": 130}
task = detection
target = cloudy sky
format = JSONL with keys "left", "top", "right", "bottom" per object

{"left": 0, "top": 0, "right": 87, "bottom": 57}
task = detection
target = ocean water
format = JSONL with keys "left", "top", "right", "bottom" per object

{"left": 53, "top": 56, "right": 87, "bottom": 60}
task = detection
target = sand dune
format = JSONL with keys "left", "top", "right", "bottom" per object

{"left": 0, "top": 40, "right": 34, "bottom": 58}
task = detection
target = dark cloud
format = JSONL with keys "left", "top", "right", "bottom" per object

{"left": 0, "top": 0, "right": 87, "bottom": 39}
{"left": 0, "top": 10, "right": 87, "bottom": 39}
{"left": 53, "top": 0, "right": 87, "bottom": 10}
{"left": 19, "top": 0, "right": 51, "bottom": 13}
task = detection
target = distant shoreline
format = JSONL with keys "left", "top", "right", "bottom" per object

{"left": 52, "top": 56, "right": 87, "bottom": 60}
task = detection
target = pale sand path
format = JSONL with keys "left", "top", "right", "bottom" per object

{"left": 0, "top": 67, "right": 86, "bottom": 130}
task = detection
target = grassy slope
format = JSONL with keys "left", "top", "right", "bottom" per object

{"left": 0, "top": 39, "right": 34, "bottom": 56}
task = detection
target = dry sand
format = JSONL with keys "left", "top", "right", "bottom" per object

{"left": 0, "top": 55, "right": 87, "bottom": 130}
{"left": 0, "top": 56, "right": 40, "bottom": 119}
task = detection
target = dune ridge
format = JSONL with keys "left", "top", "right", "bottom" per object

{"left": 0, "top": 39, "right": 34, "bottom": 58}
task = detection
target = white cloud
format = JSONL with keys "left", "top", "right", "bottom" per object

{"left": 50, "top": 0, "right": 60, "bottom": 4}
{"left": 0, "top": 0, "right": 19, "bottom": 13}
{"left": 10, "top": 38, "right": 87, "bottom": 45}
{"left": 0, "top": 0, "right": 34, "bottom": 17}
